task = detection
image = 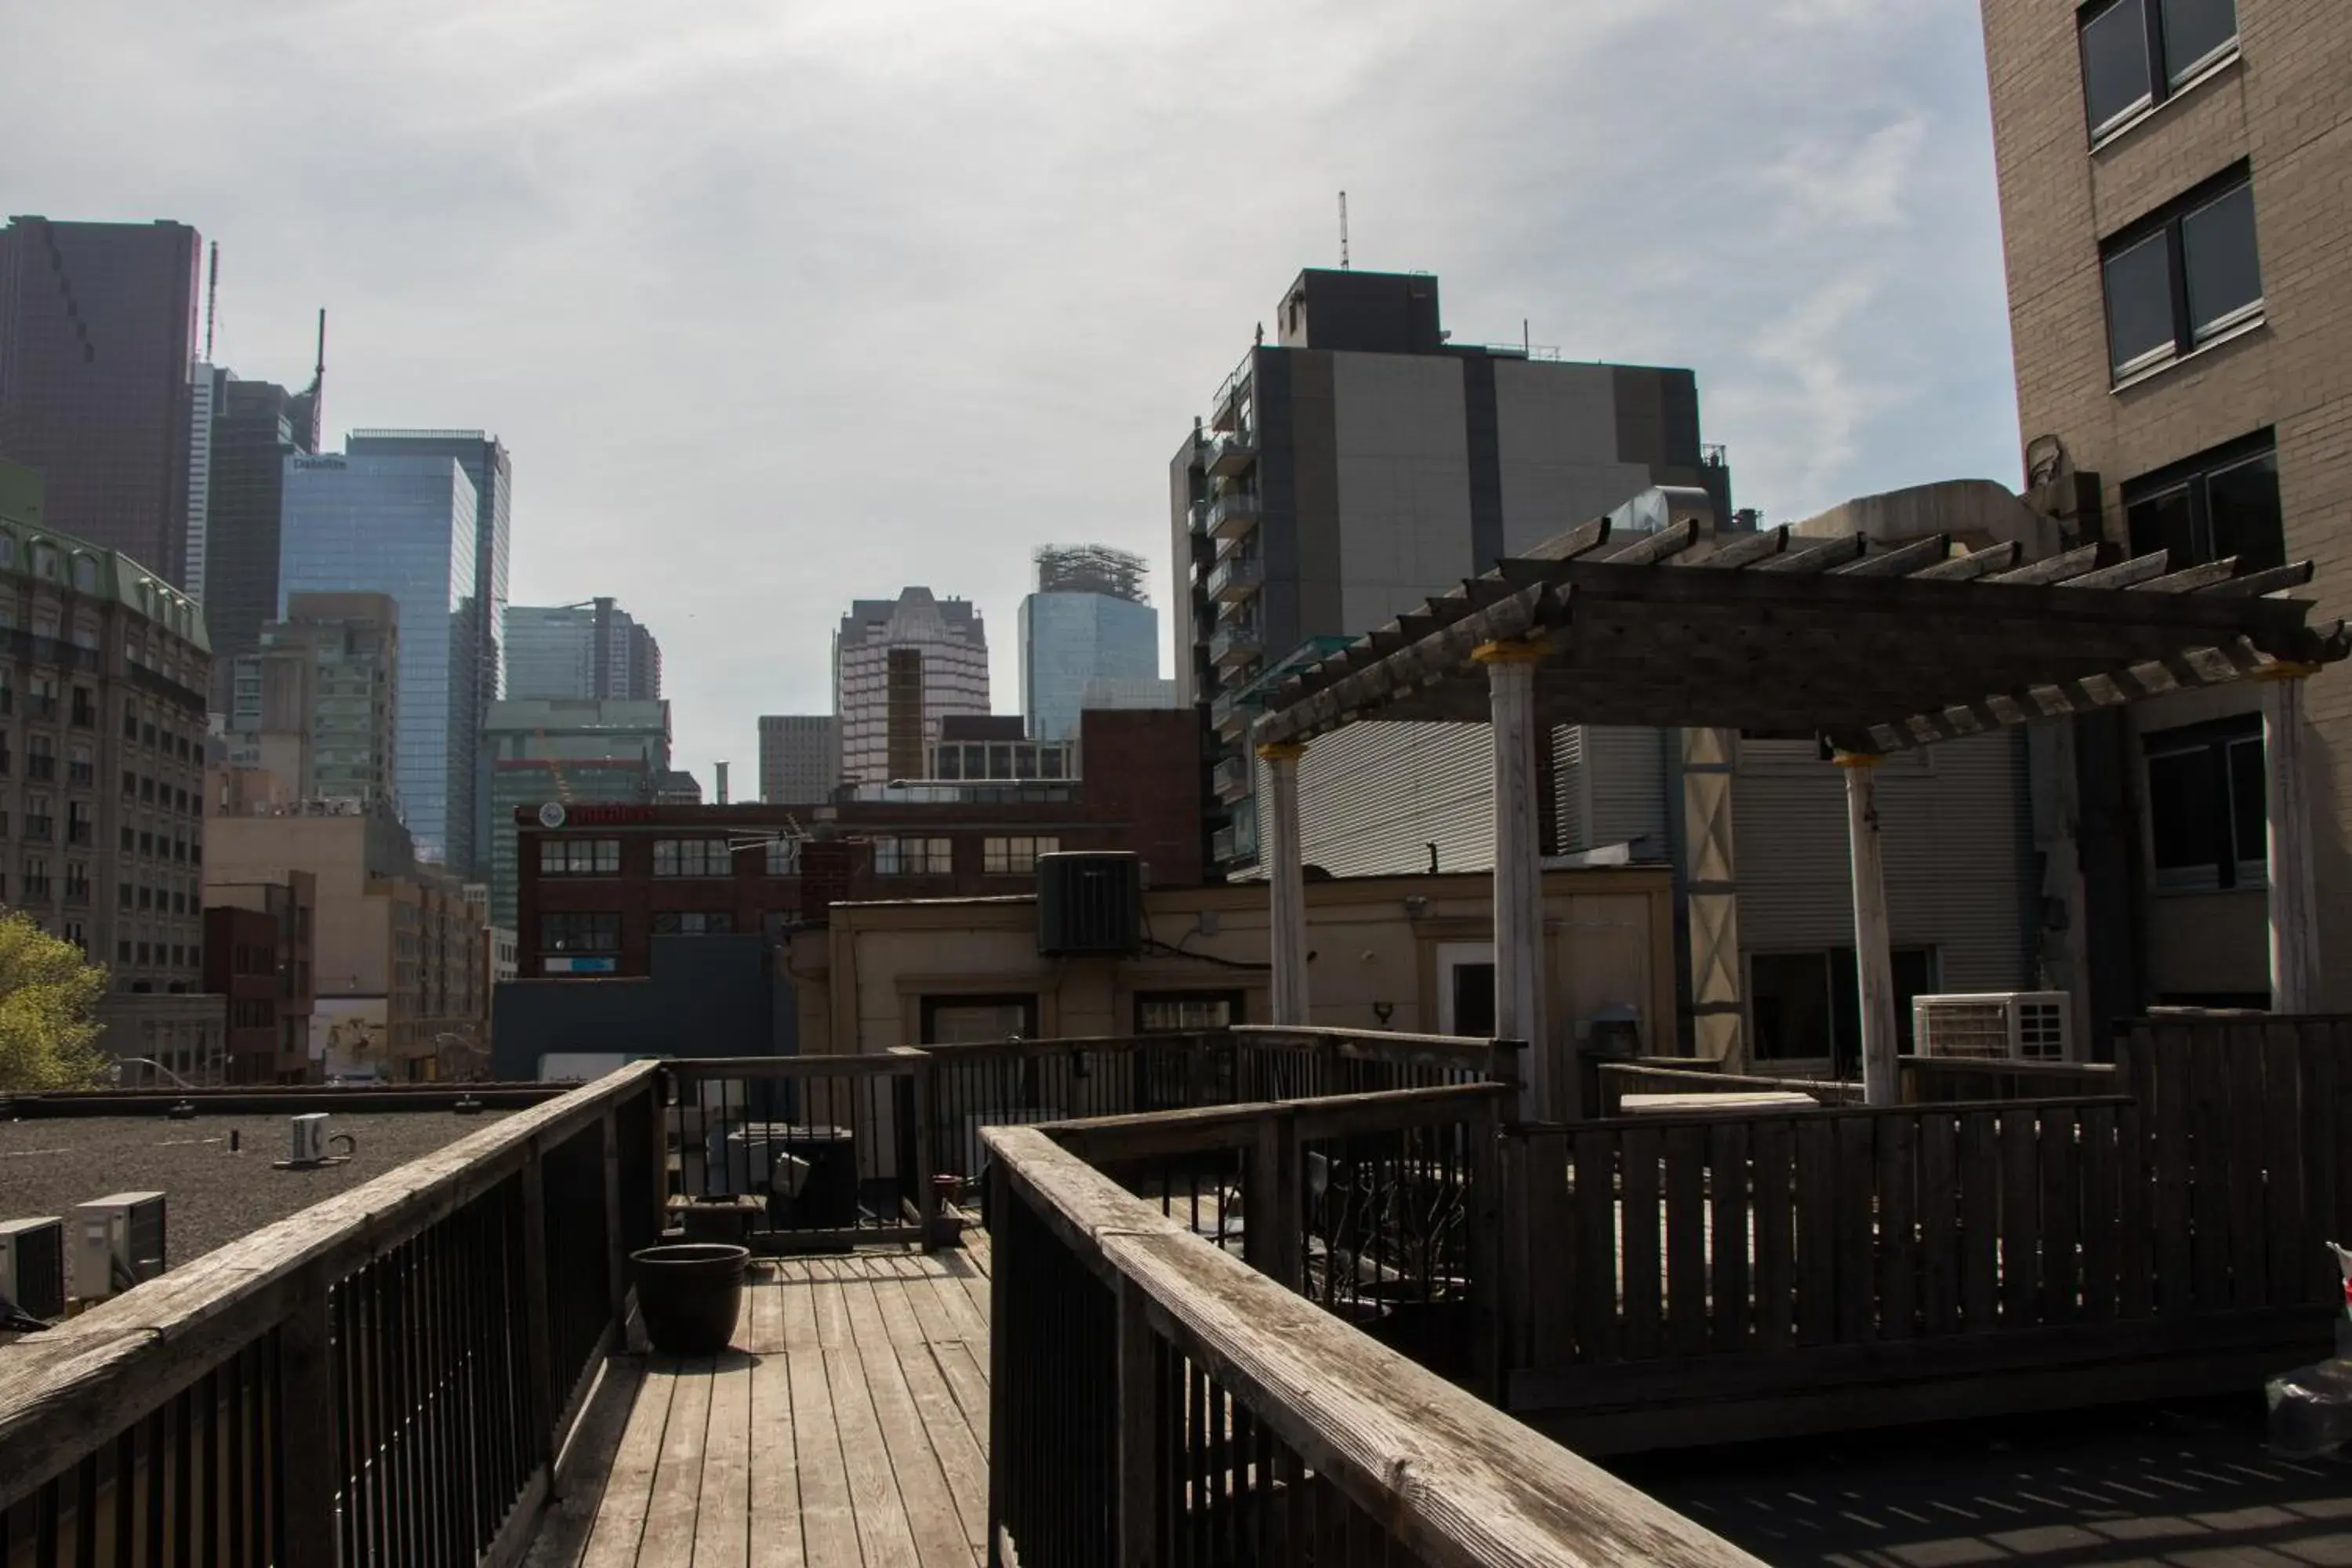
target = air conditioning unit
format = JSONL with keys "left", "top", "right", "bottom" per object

{"left": 1037, "top": 851, "right": 1142, "bottom": 956}
{"left": 71, "top": 1192, "right": 167, "bottom": 1303}
{"left": 0, "top": 1217, "right": 67, "bottom": 1322}
{"left": 289, "top": 1112, "right": 329, "bottom": 1166}
{"left": 1912, "top": 992, "right": 2074, "bottom": 1063}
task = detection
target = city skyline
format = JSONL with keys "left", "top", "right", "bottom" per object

{"left": 4, "top": 2, "right": 2021, "bottom": 779}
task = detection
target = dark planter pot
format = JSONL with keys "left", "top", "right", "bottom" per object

{"left": 633, "top": 1243, "right": 750, "bottom": 1356}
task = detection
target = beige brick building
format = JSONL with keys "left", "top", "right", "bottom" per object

{"left": 1981, "top": 0, "right": 2352, "bottom": 1009}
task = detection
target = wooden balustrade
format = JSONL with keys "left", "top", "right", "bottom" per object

{"left": 0, "top": 1059, "right": 662, "bottom": 1567}
{"left": 985, "top": 1125, "right": 1762, "bottom": 1568}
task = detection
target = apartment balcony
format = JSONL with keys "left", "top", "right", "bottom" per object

{"left": 1210, "top": 354, "right": 1252, "bottom": 432}
{"left": 1186, "top": 499, "right": 1212, "bottom": 535}
{"left": 1210, "top": 750, "right": 1257, "bottom": 804}
{"left": 1207, "top": 616, "right": 1261, "bottom": 670}
{"left": 1210, "top": 816, "right": 1258, "bottom": 865}
{"left": 1206, "top": 487, "right": 1261, "bottom": 541}
{"left": 1207, "top": 430, "right": 1258, "bottom": 480}
{"left": 1208, "top": 685, "right": 1259, "bottom": 740}
{"left": 1206, "top": 550, "right": 1263, "bottom": 604}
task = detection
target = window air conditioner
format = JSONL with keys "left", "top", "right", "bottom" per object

{"left": 1911, "top": 992, "right": 2074, "bottom": 1063}
{"left": 289, "top": 1112, "right": 329, "bottom": 1166}
{"left": 0, "top": 1216, "right": 67, "bottom": 1322}
{"left": 71, "top": 1192, "right": 168, "bottom": 1303}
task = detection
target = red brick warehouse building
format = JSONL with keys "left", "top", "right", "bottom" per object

{"left": 512, "top": 710, "right": 1201, "bottom": 978}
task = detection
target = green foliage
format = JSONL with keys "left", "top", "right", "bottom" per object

{"left": 0, "top": 911, "right": 109, "bottom": 1091}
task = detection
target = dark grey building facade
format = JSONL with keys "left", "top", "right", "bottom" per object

{"left": 191, "top": 371, "right": 318, "bottom": 708}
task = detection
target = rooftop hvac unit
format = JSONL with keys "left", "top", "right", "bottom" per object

{"left": 0, "top": 1217, "right": 67, "bottom": 1322}
{"left": 1912, "top": 992, "right": 2074, "bottom": 1064}
{"left": 71, "top": 1192, "right": 167, "bottom": 1303}
{"left": 289, "top": 1112, "right": 328, "bottom": 1167}
{"left": 1036, "top": 851, "right": 1142, "bottom": 956}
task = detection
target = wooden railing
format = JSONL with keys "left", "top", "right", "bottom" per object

{"left": 1898, "top": 1054, "right": 2119, "bottom": 1104}
{"left": 985, "top": 1125, "right": 1761, "bottom": 1567}
{"left": 1592, "top": 1058, "right": 1859, "bottom": 1114}
{"left": 1504, "top": 1016, "right": 2352, "bottom": 1453}
{"left": 0, "top": 1060, "right": 662, "bottom": 1566}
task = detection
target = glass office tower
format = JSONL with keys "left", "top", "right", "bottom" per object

{"left": 1019, "top": 591, "right": 1158, "bottom": 743}
{"left": 279, "top": 454, "right": 479, "bottom": 870}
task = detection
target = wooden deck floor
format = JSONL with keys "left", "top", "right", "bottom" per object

{"left": 524, "top": 1229, "right": 993, "bottom": 1568}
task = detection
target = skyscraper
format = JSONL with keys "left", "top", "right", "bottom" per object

{"left": 278, "top": 454, "right": 479, "bottom": 871}
{"left": 1018, "top": 545, "right": 1158, "bottom": 743}
{"left": 189, "top": 368, "right": 319, "bottom": 708}
{"left": 1172, "top": 267, "right": 1730, "bottom": 872}
{"left": 481, "top": 696, "right": 670, "bottom": 929}
{"left": 223, "top": 592, "right": 399, "bottom": 811}
{"left": 0, "top": 217, "right": 201, "bottom": 579}
{"left": 758, "top": 714, "right": 840, "bottom": 803}
{"left": 833, "top": 589, "right": 989, "bottom": 785}
{"left": 503, "top": 598, "right": 662, "bottom": 701}
{"left": 347, "top": 430, "right": 510, "bottom": 869}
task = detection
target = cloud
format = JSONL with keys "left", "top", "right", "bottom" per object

{"left": 7, "top": 0, "right": 2024, "bottom": 775}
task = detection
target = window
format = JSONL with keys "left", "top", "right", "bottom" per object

{"left": 2125, "top": 430, "right": 2282, "bottom": 573}
{"left": 1750, "top": 948, "right": 1939, "bottom": 1073}
{"left": 2145, "top": 714, "right": 2265, "bottom": 892}
{"left": 2103, "top": 166, "right": 2263, "bottom": 380}
{"left": 539, "top": 837, "right": 621, "bottom": 877}
{"left": 122, "top": 769, "right": 136, "bottom": 797}
{"left": 874, "top": 836, "right": 953, "bottom": 877}
{"left": 1137, "top": 992, "right": 1244, "bottom": 1033}
{"left": 119, "top": 827, "right": 132, "bottom": 852}
{"left": 542, "top": 912, "right": 622, "bottom": 953}
{"left": 118, "top": 881, "right": 131, "bottom": 909}
{"left": 2079, "top": 0, "right": 2239, "bottom": 141}
{"left": 651, "top": 911, "right": 734, "bottom": 935}
{"left": 122, "top": 706, "right": 138, "bottom": 740}
{"left": 920, "top": 994, "right": 1038, "bottom": 1044}
{"left": 652, "top": 838, "right": 733, "bottom": 877}
{"left": 982, "top": 836, "right": 1060, "bottom": 876}
{"left": 764, "top": 837, "right": 802, "bottom": 876}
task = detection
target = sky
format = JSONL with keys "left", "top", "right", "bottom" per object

{"left": 9, "top": 0, "right": 2022, "bottom": 786}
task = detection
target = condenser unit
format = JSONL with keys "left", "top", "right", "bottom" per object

{"left": 0, "top": 1217, "right": 66, "bottom": 1322}
{"left": 71, "top": 1192, "right": 167, "bottom": 1303}
{"left": 1036, "top": 852, "right": 1142, "bottom": 956}
{"left": 1911, "top": 992, "right": 2074, "bottom": 1064}
{"left": 289, "top": 1112, "right": 329, "bottom": 1166}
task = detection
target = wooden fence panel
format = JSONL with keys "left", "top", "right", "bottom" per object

{"left": 1876, "top": 1115, "right": 1917, "bottom": 1341}
{"left": 1959, "top": 1110, "right": 1999, "bottom": 1333}
{"left": 2225, "top": 1023, "right": 2270, "bottom": 1310}
{"left": 2300, "top": 1020, "right": 2344, "bottom": 1304}
{"left": 2263, "top": 1024, "right": 2309, "bottom": 1308}
{"left": 1709, "top": 1121, "right": 1751, "bottom": 1355}
{"left": 1664, "top": 1126, "right": 1709, "bottom": 1357}
{"left": 1573, "top": 1133, "right": 1617, "bottom": 1363}
{"left": 1918, "top": 1112, "right": 1958, "bottom": 1337}
{"left": 1754, "top": 1119, "right": 1795, "bottom": 1352}
{"left": 1999, "top": 1107, "right": 2040, "bottom": 1327}
{"left": 1525, "top": 1143, "right": 1574, "bottom": 1372}
{"left": 2041, "top": 1106, "right": 2078, "bottom": 1323}
{"left": 2188, "top": 1028, "right": 2234, "bottom": 1313}
{"left": 1621, "top": 1127, "right": 1664, "bottom": 1361}
{"left": 2154, "top": 1033, "right": 2194, "bottom": 1315}
{"left": 1795, "top": 1120, "right": 1836, "bottom": 1348}
{"left": 1833, "top": 1118, "right": 1875, "bottom": 1342}
{"left": 2080, "top": 1103, "right": 2118, "bottom": 1323}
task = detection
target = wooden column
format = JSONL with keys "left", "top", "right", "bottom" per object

{"left": 1476, "top": 640, "right": 1552, "bottom": 1120}
{"left": 1261, "top": 742, "right": 1310, "bottom": 1025}
{"left": 1837, "top": 752, "right": 1899, "bottom": 1106}
{"left": 2259, "top": 662, "right": 2322, "bottom": 1013}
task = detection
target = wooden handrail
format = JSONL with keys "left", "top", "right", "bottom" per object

{"left": 1044, "top": 1082, "right": 1511, "bottom": 1163}
{"left": 0, "top": 1058, "right": 662, "bottom": 1515}
{"left": 1521, "top": 1091, "right": 2135, "bottom": 1135}
{"left": 989, "top": 1126, "right": 1762, "bottom": 1566}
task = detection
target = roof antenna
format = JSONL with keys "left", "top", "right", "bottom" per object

{"left": 1338, "top": 191, "right": 1349, "bottom": 270}
{"left": 203, "top": 241, "right": 220, "bottom": 362}
{"left": 308, "top": 308, "right": 327, "bottom": 449}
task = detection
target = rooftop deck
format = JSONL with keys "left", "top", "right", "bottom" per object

{"left": 526, "top": 1237, "right": 993, "bottom": 1568}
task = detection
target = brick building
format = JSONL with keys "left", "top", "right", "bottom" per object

{"left": 1980, "top": 0, "right": 2352, "bottom": 1009}
{"left": 201, "top": 869, "right": 315, "bottom": 1083}
{"left": 514, "top": 710, "right": 1200, "bottom": 978}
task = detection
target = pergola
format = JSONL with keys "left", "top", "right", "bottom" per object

{"left": 1247, "top": 501, "right": 2351, "bottom": 1116}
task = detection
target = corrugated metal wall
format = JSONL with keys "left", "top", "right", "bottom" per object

{"left": 1733, "top": 734, "right": 2027, "bottom": 993}
{"left": 1289, "top": 720, "right": 1494, "bottom": 877}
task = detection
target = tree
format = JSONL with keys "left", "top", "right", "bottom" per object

{"left": 0, "top": 912, "right": 108, "bottom": 1091}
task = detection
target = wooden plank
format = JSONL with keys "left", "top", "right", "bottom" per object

{"left": 1572, "top": 1132, "right": 1619, "bottom": 1363}
{"left": 826, "top": 1330, "right": 924, "bottom": 1567}
{"left": 635, "top": 1360, "right": 713, "bottom": 1566}
{"left": 873, "top": 1279, "right": 989, "bottom": 1555}
{"left": 930, "top": 1343, "right": 991, "bottom": 1453}
{"left": 2263, "top": 1024, "right": 2308, "bottom": 1308}
{"left": 576, "top": 1363, "right": 677, "bottom": 1568}
{"left": 1918, "top": 1112, "right": 1958, "bottom": 1336}
{"left": 2153, "top": 1028, "right": 2194, "bottom": 1315}
{"left": 1522, "top": 1137, "right": 1574, "bottom": 1372}
{"left": 1620, "top": 1127, "right": 1664, "bottom": 1360}
{"left": 1999, "top": 1106, "right": 2041, "bottom": 1328}
{"left": 1707, "top": 1122, "right": 1751, "bottom": 1354}
{"left": 1753, "top": 1119, "right": 1794, "bottom": 1352}
{"left": 2039, "top": 1106, "right": 2079, "bottom": 1323}
{"left": 1833, "top": 1116, "right": 1875, "bottom": 1343}
{"left": 2227, "top": 1023, "right": 2270, "bottom": 1310}
{"left": 2302, "top": 1019, "right": 2344, "bottom": 1305}
{"left": 2114, "top": 1087, "right": 2151, "bottom": 1319}
{"left": 1876, "top": 1114, "right": 1917, "bottom": 1340}
{"left": 842, "top": 1280, "right": 973, "bottom": 1568}
{"left": 2080, "top": 1103, "right": 2119, "bottom": 1324}
{"left": 1663, "top": 1126, "right": 1708, "bottom": 1357}
{"left": 785, "top": 1321, "right": 862, "bottom": 1568}
{"left": 689, "top": 1358, "right": 751, "bottom": 1568}
{"left": 1795, "top": 1119, "right": 1835, "bottom": 1348}
{"left": 2188, "top": 1025, "right": 2234, "bottom": 1312}
{"left": 746, "top": 1339, "right": 804, "bottom": 1568}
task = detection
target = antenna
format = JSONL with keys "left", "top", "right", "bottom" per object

{"left": 1338, "top": 191, "right": 1349, "bottom": 270}
{"left": 308, "top": 309, "right": 326, "bottom": 449}
{"left": 203, "top": 242, "right": 220, "bottom": 362}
